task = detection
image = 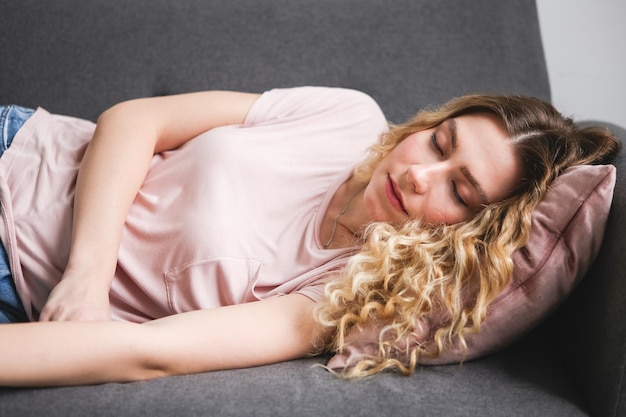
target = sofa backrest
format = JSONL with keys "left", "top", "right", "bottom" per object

{"left": 552, "top": 121, "right": 626, "bottom": 417}
{"left": 0, "top": 0, "right": 549, "bottom": 123}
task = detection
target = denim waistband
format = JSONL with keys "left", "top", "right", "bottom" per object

{"left": 0, "top": 105, "right": 35, "bottom": 323}
{"left": 1, "top": 105, "right": 35, "bottom": 156}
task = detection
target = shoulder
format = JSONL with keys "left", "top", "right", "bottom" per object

{"left": 266, "top": 86, "right": 383, "bottom": 115}
{"left": 245, "top": 86, "right": 387, "bottom": 128}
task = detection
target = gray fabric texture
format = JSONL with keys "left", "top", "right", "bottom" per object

{"left": 1, "top": 0, "right": 623, "bottom": 416}
{"left": 0, "top": 0, "right": 550, "bottom": 123}
{"left": 0, "top": 333, "right": 587, "bottom": 417}
{"left": 549, "top": 122, "right": 626, "bottom": 417}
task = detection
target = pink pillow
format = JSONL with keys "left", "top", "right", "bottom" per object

{"left": 328, "top": 164, "right": 617, "bottom": 370}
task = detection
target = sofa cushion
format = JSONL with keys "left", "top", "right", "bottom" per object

{"left": 328, "top": 164, "right": 617, "bottom": 369}
{"left": 0, "top": 337, "right": 589, "bottom": 417}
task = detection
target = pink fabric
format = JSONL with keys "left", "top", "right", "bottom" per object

{"left": 328, "top": 164, "right": 617, "bottom": 370}
{"left": 0, "top": 87, "right": 388, "bottom": 322}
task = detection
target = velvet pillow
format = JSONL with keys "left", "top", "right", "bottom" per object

{"left": 327, "top": 164, "right": 617, "bottom": 370}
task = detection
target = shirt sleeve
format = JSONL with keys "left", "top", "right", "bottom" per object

{"left": 243, "top": 86, "right": 387, "bottom": 130}
{"left": 294, "top": 282, "right": 327, "bottom": 303}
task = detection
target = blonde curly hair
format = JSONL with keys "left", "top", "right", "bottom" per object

{"left": 314, "top": 94, "right": 621, "bottom": 378}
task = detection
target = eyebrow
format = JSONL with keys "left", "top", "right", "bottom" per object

{"left": 447, "top": 119, "right": 490, "bottom": 206}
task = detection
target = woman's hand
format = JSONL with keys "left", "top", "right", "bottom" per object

{"left": 39, "top": 271, "right": 111, "bottom": 322}
{"left": 50, "top": 91, "right": 260, "bottom": 322}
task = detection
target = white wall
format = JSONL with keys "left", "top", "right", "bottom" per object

{"left": 536, "top": 0, "right": 626, "bottom": 127}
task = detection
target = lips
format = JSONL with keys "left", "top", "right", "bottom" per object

{"left": 386, "top": 174, "right": 408, "bottom": 215}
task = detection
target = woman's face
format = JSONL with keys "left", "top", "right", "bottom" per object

{"left": 364, "top": 113, "right": 522, "bottom": 225}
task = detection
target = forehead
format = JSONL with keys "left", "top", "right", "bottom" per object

{"left": 451, "top": 113, "right": 521, "bottom": 204}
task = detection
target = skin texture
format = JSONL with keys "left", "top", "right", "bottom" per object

{"left": 321, "top": 113, "right": 522, "bottom": 248}
{"left": 364, "top": 114, "right": 521, "bottom": 225}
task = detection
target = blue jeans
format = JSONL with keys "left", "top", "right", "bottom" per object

{"left": 0, "top": 105, "right": 34, "bottom": 323}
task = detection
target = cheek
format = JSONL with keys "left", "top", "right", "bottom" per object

{"left": 439, "top": 211, "right": 469, "bottom": 225}
{"left": 383, "top": 137, "right": 420, "bottom": 166}
{"left": 419, "top": 201, "right": 467, "bottom": 225}
{"left": 421, "top": 210, "right": 449, "bottom": 225}
{"left": 363, "top": 185, "right": 383, "bottom": 221}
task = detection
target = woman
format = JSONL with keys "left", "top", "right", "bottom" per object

{"left": 0, "top": 87, "right": 620, "bottom": 386}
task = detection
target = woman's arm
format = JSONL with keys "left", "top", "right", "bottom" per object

{"left": 40, "top": 91, "right": 261, "bottom": 322}
{"left": 3, "top": 294, "right": 324, "bottom": 386}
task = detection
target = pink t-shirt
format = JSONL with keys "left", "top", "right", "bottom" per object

{"left": 0, "top": 87, "right": 388, "bottom": 322}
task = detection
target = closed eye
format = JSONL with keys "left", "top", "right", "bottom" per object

{"left": 431, "top": 132, "right": 444, "bottom": 156}
{"left": 452, "top": 181, "right": 468, "bottom": 207}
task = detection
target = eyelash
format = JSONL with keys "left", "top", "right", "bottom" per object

{"left": 452, "top": 181, "right": 468, "bottom": 207}
{"left": 432, "top": 132, "right": 468, "bottom": 207}
{"left": 431, "top": 132, "right": 444, "bottom": 156}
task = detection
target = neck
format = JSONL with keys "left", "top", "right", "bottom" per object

{"left": 321, "top": 176, "right": 369, "bottom": 249}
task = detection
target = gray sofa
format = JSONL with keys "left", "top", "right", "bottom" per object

{"left": 0, "top": 1, "right": 624, "bottom": 416}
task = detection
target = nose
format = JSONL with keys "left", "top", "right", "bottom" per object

{"left": 407, "top": 163, "right": 446, "bottom": 194}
